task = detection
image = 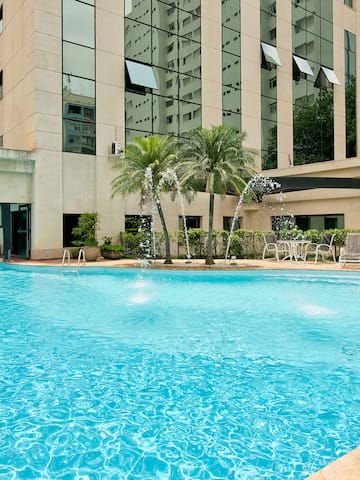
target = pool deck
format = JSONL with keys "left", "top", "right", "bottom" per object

{"left": 5, "top": 256, "right": 360, "bottom": 271}
{"left": 3, "top": 255, "right": 360, "bottom": 479}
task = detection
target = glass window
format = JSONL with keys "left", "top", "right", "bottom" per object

{"left": 63, "top": 41, "right": 95, "bottom": 79}
{"left": 0, "top": 4, "right": 3, "bottom": 34}
{"left": 125, "top": 60, "right": 158, "bottom": 90}
{"left": 181, "top": 216, "right": 201, "bottom": 229}
{"left": 345, "top": 30, "right": 357, "bottom": 158}
{"left": 63, "top": 75, "right": 95, "bottom": 155}
{"left": 293, "top": 55, "right": 314, "bottom": 76}
{"left": 125, "top": 19, "right": 152, "bottom": 65}
{"left": 178, "top": 42, "right": 201, "bottom": 75}
{"left": 152, "top": 29, "right": 178, "bottom": 70}
{"left": 179, "top": 10, "right": 201, "bottom": 39}
{"left": 222, "top": 0, "right": 240, "bottom": 31}
{"left": 261, "top": 42, "right": 282, "bottom": 67}
{"left": 179, "top": 73, "right": 201, "bottom": 103}
{"left": 125, "top": 1, "right": 201, "bottom": 140}
{"left": 63, "top": 0, "right": 94, "bottom": 48}
{"left": 0, "top": 70, "right": 3, "bottom": 98}
{"left": 222, "top": 111, "right": 241, "bottom": 130}
{"left": 222, "top": 27, "right": 240, "bottom": 56}
{"left": 126, "top": 0, "right": 150, "bottom": 24}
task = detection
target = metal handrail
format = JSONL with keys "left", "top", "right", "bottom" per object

{"left": 61, "top": 248, "right": 86, "bottom": 273}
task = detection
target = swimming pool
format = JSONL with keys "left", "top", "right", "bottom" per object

{"left": 0, "top": 265, "right": 359, "bottom": 479}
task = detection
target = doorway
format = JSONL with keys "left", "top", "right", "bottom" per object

{"left": 11, "top": 204, "right": 31, "bottom": 258}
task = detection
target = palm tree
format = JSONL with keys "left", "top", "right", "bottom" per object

{"left": 177, "top": 125, "right": 257, "bottom": 265}
{"left": 111, "top": 135, "right": 178, "bottom": 264}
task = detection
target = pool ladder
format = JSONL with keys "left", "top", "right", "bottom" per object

{"left": 61, "top": 248, "right": 86, "bottom": 273}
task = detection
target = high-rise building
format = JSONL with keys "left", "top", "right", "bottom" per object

{"left": 0, "top": 0, "right": 359, "bottom": 259}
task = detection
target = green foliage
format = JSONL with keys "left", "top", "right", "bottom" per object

{"left": 176, "top": 125, "right": 258, "bottom": 264}
{"left": 119, "top": 227, "right": 359, "bottom": 260}
{"left": 100, "top": 244, "right": 124, "bottom": 253}
{"left": 111, "top": 134, "right": 178, "bottom": 264}
{"left": 72, "top": 212, "right": 99, "bottom": 247}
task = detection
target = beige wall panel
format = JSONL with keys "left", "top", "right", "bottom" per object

{"left": 31, "top": 149, "right": 63, "bottom": 253}
{"left": 97, "top": 52, "right": 123, "bottom": 87}
{"left": 62, "top": 153, "right": 97, "bottom": 212}
{"left": 96, "top": 6, "right": 123, "bottom": 56}
{"left": 0, "top": 172, "right": 32, "bottom": 203}
{"left": 35, "top": 114, "right": 62, "bottom": 135}
{"left": 35, "top": 132, "right": 62, "bottom": 151}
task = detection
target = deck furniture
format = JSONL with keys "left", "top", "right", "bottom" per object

{"left": 339, "top": 233, "right": 360, "bottom": 267}
{"left": 304, "top": 233, "right": 336, "bottom": 263}
{"left": 262, "top": 233, "right": 290, "bottom": 261}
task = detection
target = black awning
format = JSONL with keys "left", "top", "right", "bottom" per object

{"left": 271, "top": 177, "right": 360, "bottom": 192}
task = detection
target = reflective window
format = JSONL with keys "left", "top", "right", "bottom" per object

{"left": 345, "top": 30, "right": 357, "bottom": 158}
{"left": 125, "top": 60, "right": 158, "bottom": 90}
{"left": 62, "top": 0, "right": 95, "bottom": 154}
{"left": 63, "top": 42, "right": 95, "bottom": 80}
{"left": 0, "top": 5, "right": 3, "bottom": 34}
{"left": 62, "top": 0, "right": 95, "bottom": 48}
{"left": 292, "top": 0, "right": 334, "bottom": 165}
{"left": 63, "top": 75, "right": 95, "bottom": 155}
{"left": 222, "top": 1, "right": 241, "bottom": 130}
{"left": 125, "top": 0, "right": 201, "bottom": 139}
{"left": 261, "top": 0, "right": 278, "bottom": 170}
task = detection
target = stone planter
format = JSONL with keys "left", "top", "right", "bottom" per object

{"left": 101, "top": 249, "right": 124, "bottom": 260}
{"left": 83, "top": 246, "right": 100, "bottom": 262}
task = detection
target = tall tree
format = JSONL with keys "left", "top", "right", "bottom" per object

{"left": 111, "top": 135, "right": 178, "bottom": 264}
{"left": 177, "top": 126, "right": 257, "bottom": 265}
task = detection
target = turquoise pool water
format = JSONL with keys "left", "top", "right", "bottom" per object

{"left": 0, "top": 265, "right": 359, "bottom": 479}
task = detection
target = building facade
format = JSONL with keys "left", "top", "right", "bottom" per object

{"left": 0, "top": 0, "right": 359, "bottom": 259}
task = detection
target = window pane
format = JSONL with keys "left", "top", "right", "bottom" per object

{"left": 63, "top": 120, "right": 96, "bottom": 154}
{"left": 222, "top": 27, "right": 240, "bottom": 56}
{"left": 63, "top": 41, "right": 95, "bottom": 79}
{"left": 125, "top": 60, "right": 158, "bottom": 89}
{"left": 153, "top": 1, "right": 178, "bottom": 33}
{"left": 125, "top": 0, "right": 151, "bottom": 24}
{"left": 125, "top": 91, "right": 152, "bottom": 134}
{"left": 222, "top": 1, "right": 240, "bottom": 31}
{"left": 152, "top": 29, "right": 178, "bottom": 70}
{"left": 178, "top": 10, "right": 200, "bottom": 39}
{"left": 179, "top": 74, "right": 201, "bottom": 103}
{"left": 179, "top": 40, "right": 201, "bottom": 75}
{"left": 63, "top": 0, "right": 94, "bottom": 48}
{"left": 125, "top": 19, "right": 152, "bottom": 64}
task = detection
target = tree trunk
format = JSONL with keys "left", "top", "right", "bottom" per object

{"left": 205, "top": 193, "right": 215, "bottom": 265}
{"left": 156, "top": 201, "right": 173, "bottom": 264}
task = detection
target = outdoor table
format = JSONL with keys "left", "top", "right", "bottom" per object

{"left": 278, "top": 239, "right": 310, "bottom": 261}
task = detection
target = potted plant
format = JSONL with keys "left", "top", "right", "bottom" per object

{"left": 100, "top": 236, "right": 125, "bottom": 259}
{"left": 72, "top": 212, "right": 100, "bottom": 261}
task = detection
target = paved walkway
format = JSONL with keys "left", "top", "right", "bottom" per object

{"left": 6, "top": 256, "right": 360, "bottom": 271}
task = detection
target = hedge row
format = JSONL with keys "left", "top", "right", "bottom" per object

{"left": 120, "top": 228, "right": 360, "bottom": 259}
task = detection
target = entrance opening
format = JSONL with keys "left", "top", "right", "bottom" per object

{"left": 0, "top": 204, "right": 31, "bottom": 259}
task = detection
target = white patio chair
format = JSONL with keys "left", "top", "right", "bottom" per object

{"left": 304, "top": 233, "right": 336, "bottom": 263}
{"left": 262, "top": 233, "right": 289, "bottom": 261}
{"left": 339, "top": 233, "right": 360, "bottom": 268}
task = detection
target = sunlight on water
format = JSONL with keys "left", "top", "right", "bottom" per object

{"left": 301, "top": 304, "right": 337, "bottom": 317}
